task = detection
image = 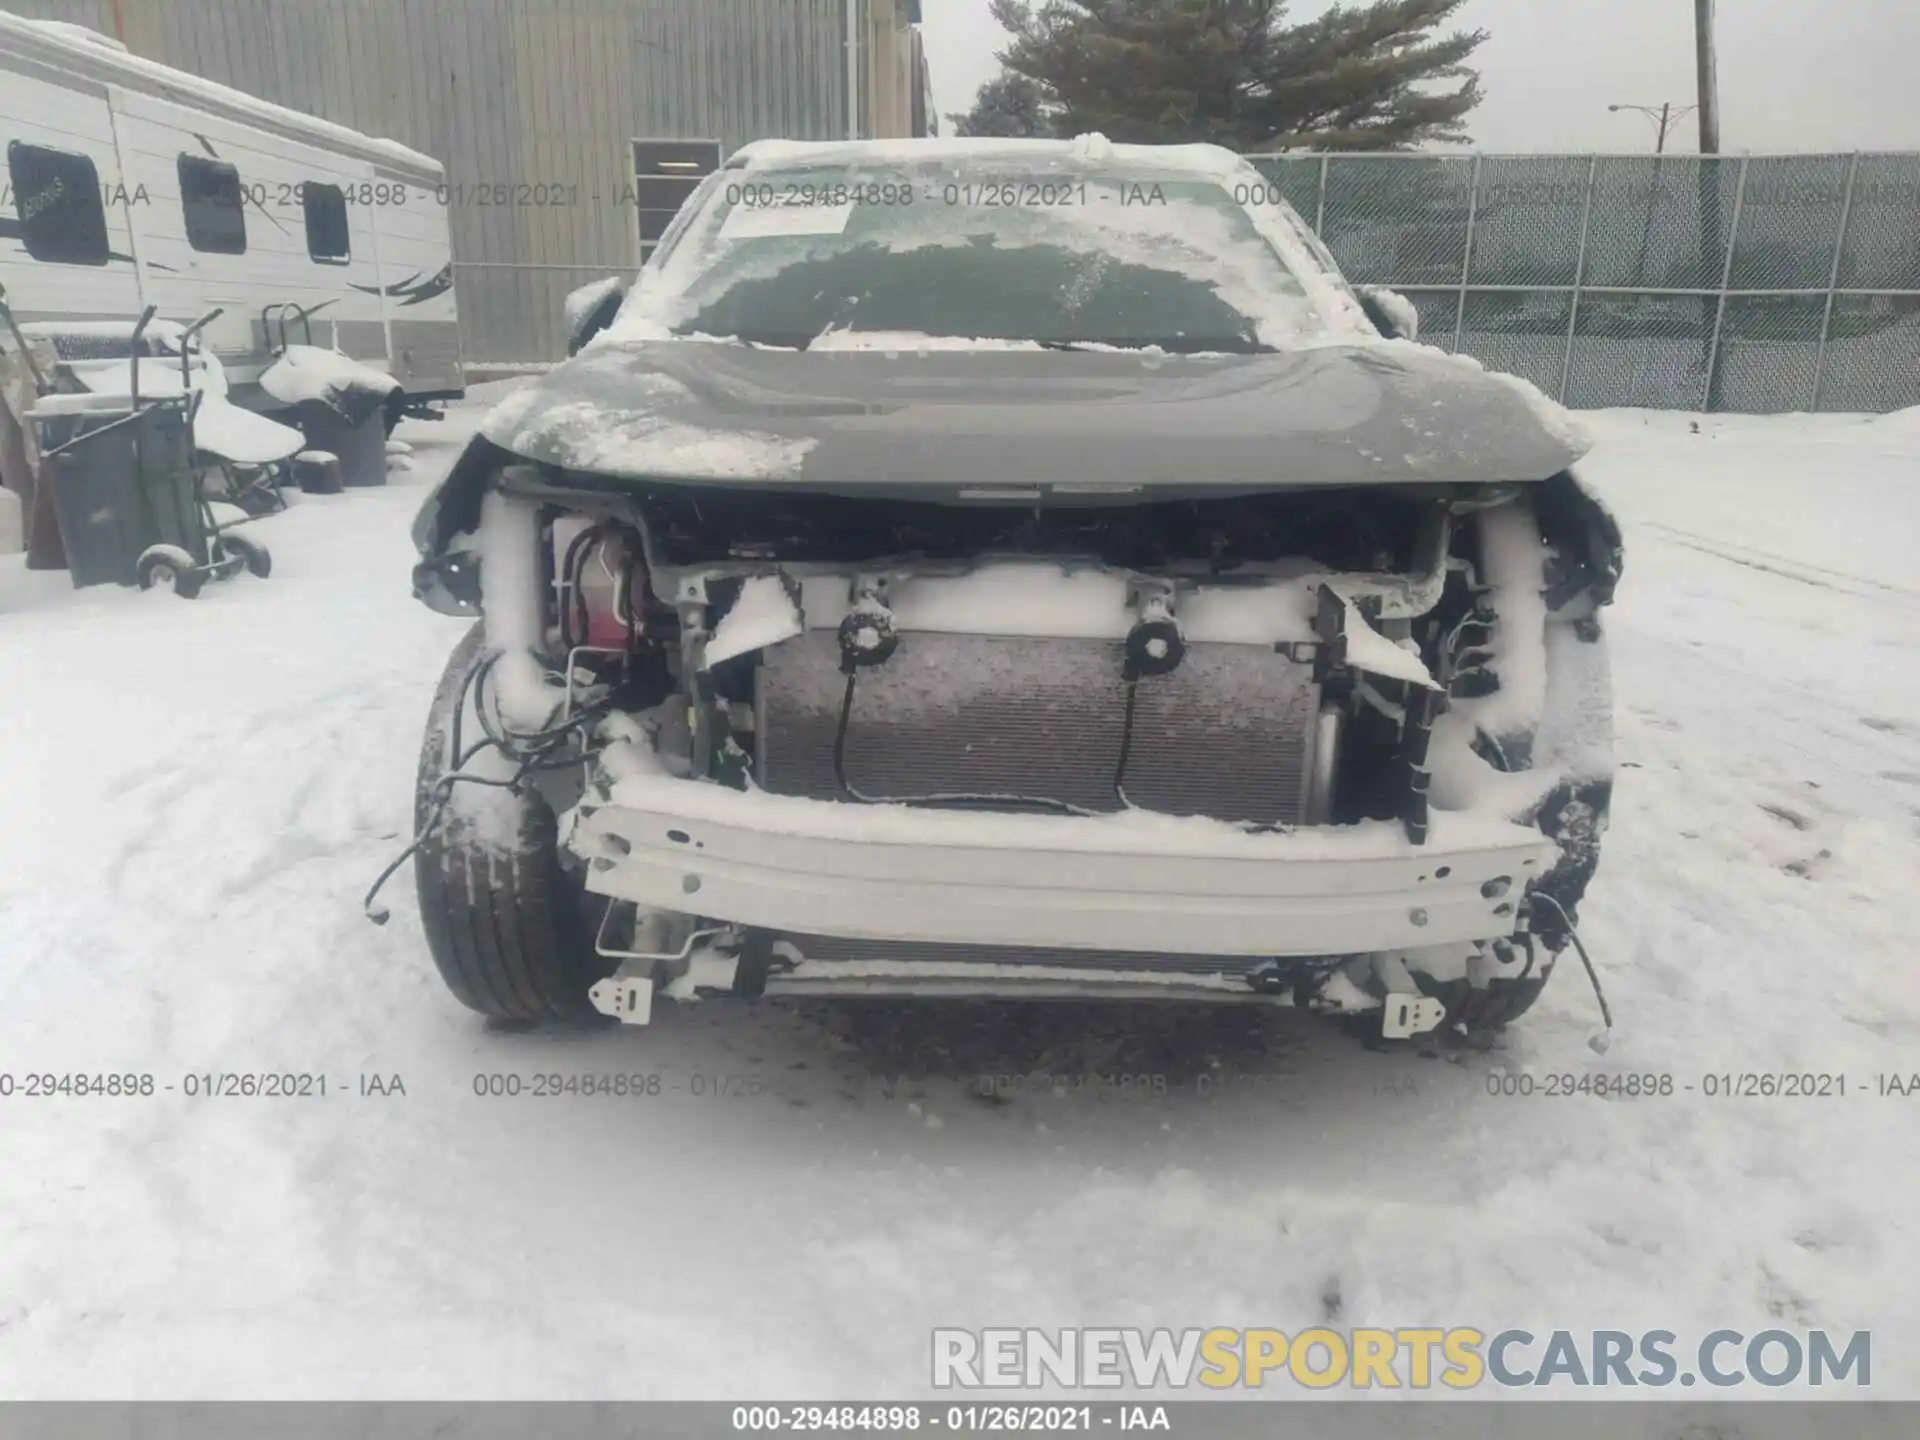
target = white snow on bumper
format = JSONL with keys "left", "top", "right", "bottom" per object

{"left": 570, "top": 775, "right": 1557, "bottom": 957}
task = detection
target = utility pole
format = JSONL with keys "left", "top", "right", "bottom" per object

{"left": 1695, "top": 0, "right": 1725, "bottom": 410}
{"left": 846, "top": 0, "right": 863, "bottom": 140}
{"left": 1695, "top": 0, "right": 1721, "bottom": 153}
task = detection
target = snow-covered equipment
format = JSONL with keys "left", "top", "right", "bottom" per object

{"left": 170, "top": 308, "right": 303, "bottom": 510}
{"left": 263, "top": 343, "right": 400, "bottom": 488}
{"left": 29, "top": 306, "right": 269, "bottom": 597}
{"left": 392, "top": 136, "right": 1625, "bottom": 1039}
{"left": 60, "top": 307, "right": 308, "bottom": 516}
{"left": 262, "top": 341, "right": 401, "bottom": 427}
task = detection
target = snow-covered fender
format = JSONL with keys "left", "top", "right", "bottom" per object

{"left": 1526, "top": 468, "right": 1622, "bottom": 945}
{"left": 410, "top": 433, "right": 511, "bottom": 615}
{"left": 1430, "top": 468, "right": 1622, "bottom": 952}
{"left": 1535, "top": 467, "right": 1624, "bottom": 611}
{"left": 412, "top": 434, "right": 675, "bottom": 616}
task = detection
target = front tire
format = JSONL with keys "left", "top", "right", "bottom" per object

{"left": 413, "top": 624, "right": 609, "bottom": 1023}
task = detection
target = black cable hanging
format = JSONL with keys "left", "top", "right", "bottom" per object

{"left": 362, "top": 652, "right": 613, "bottom": 924}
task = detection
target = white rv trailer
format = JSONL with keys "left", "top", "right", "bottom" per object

{"left": 0, "top": 10, "right": 462, "bottom": 415}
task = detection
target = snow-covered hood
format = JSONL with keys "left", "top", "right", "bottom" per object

{"left": 478, "top": 338, "right": 1591, "bottom": 494}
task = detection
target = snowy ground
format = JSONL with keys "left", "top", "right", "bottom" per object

{"left": 1, "top": 395, "right": 1917, "bottom": 1399}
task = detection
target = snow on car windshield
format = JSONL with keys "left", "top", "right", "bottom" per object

{"left": 613, "top": 158, "right": 1365, "bottom": 353}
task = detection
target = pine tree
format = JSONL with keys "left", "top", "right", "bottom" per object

{"left": 949, "top": 72, "right": 1054, "bottom": 137}
{"left": 983, "top": 0, "right": 1487, "bottom": 151}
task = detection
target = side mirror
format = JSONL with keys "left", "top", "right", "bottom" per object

{"left": 1357, "top": 286, "right": 1420, "bottom": 343}
{"left": 563, "top": 276, "right": 629, "bottom": 356}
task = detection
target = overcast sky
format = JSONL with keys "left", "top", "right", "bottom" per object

{"left": 920, "top": 0, "right": 1920, "bottom": 153}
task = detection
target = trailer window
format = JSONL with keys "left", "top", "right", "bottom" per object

{"left": 303, "top": 182, "right": 349, "bottom": 263}
{"left": 6, "top": 142, "right": 110, "bottom": 265}
{"left": 178, "top": 154, "right": 247, "bottom": 254}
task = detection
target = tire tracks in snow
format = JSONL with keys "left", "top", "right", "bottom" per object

{"left": 102, "top": 680, "right": 415, "bottom": 920}
{"left": 1640, "top": 521, "right": 1920, "bottom": 604}
{"left": 1620, "top": 520, "right": 1920, "bottom": 825}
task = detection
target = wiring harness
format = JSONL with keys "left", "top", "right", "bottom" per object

{"left": 361, "top": 649, "right": 613, "bottom": 924}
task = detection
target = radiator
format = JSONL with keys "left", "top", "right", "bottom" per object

{"left": 754, "top": 629, "right": 1322, "bottom": 827}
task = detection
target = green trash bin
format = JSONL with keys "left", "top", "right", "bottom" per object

{"left": 32, "top": 393, "right": 204, "bottom": 589}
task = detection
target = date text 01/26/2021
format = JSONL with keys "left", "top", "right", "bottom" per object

{"left": 0, "top": 1073, "right": 406, "bottom": 1098}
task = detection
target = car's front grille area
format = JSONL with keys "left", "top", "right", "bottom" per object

{"left": 754, "top": 629, "right": 1321, "bottom": 826}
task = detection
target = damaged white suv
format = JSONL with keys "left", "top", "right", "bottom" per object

{"left": 401, "top": 136, "right": 1623, "bottom": 1042}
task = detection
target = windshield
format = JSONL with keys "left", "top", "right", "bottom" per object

{"left": 617, "top": 157, "right": 1363, "bottom": 353}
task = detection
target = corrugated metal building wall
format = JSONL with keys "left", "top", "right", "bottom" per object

{"left": 7, "top": 0, "right": 859, "bottom": 362}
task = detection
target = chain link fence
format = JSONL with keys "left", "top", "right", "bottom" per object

{"left": 458, "top": 151, "right": 1919, "bottom": 414}
{"left": 1248, "top": 151, "right": 1920, "bottom": 413}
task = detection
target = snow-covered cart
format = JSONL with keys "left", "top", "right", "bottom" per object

{"left": 25, "top": 305, "right": 271, "bottom": 597}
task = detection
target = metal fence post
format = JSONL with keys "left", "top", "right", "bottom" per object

{"left": 1810, "top": 153, "right": 1862, "bottom": 412}
{"left": 1700, "top": 154, "right": 1750, "bottom": 413}
{"left": 1314, "top": 153, "right": 1329, "bottom": 234}
{"left": 1454, "top": 154, "right": 1483, "bottom": 353}
{"left": 1560, "top": 155, "right": 1601, "bottom": 404}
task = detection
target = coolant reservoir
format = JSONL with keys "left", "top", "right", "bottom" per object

{"left": 550, "top": 516, "right": 643, "bottom": 649}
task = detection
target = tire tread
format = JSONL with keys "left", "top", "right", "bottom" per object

{"left": 412, "top": 625, "right": 606, "bottom": 1023}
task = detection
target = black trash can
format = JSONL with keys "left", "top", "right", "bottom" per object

{"left": 293, "top": 449, "right": 344, "bottom": 495}
{"left": 293, "top": 399, "right": 388, "bottom": 487}
{"left": 33, "top": 396, "right": 204, "bottom": 589}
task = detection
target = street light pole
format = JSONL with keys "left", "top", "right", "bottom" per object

{"left": 1607, "top": 102, "right": 1699, "bottom": 289}
{"left": 1609, "top": 102, "right": 1697, "bottom": 153}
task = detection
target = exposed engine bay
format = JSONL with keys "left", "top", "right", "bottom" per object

{"left": 411, "top": 453, "right": 1622, "bottom": 1038}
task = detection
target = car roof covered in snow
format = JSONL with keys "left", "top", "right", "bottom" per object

{"left": 0, "top": 9, "right": 443, "bottom": 180}
{"left": 728, "top": 134, "right": 1249, "bottom": 179}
